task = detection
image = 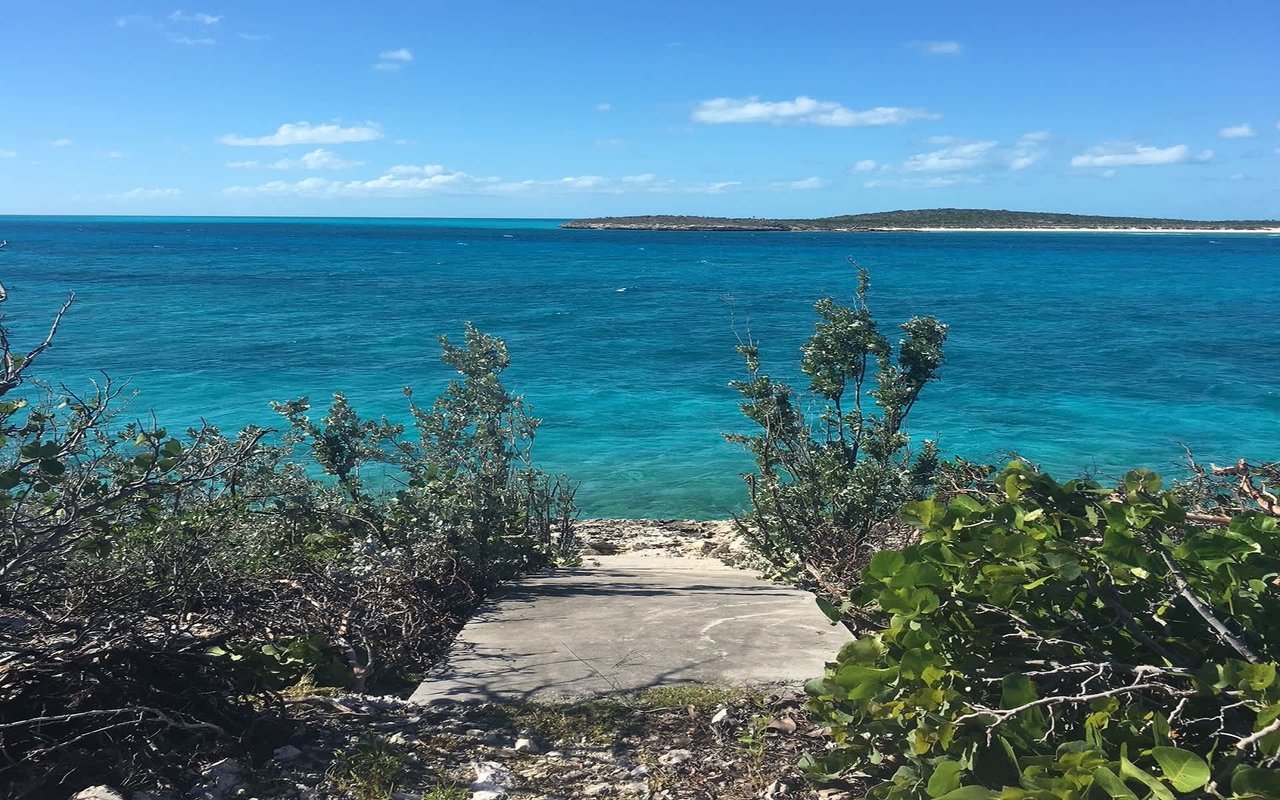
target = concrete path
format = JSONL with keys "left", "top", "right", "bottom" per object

{"left": 410, "top": 554, "right": 852, "bottom": 704}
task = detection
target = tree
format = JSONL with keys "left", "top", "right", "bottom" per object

{"left": 727, "top": 268, "right": 947, "bottom": 591}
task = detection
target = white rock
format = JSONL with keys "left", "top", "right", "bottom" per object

{"left": 710, "top": 707, "right": 731, "bottom": 724}
{"left": 657, "top": 748, "right": 692, "bottom": 766}
{"left": 512, "top": 737, "right": 540, "bottom": 753}
{"left": 72, "top": 787, "right": 126, "bottom": 800}
{"left": 271, "top": 745, "right": 303, "bottom": 763}
{"left": 582, "top": 783, "right": 613, "bottom": 797}
{"left": 470, "top": 760, "right": 514, "bottom": 799}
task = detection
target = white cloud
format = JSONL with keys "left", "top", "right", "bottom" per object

{"left": 595, "top": 138, "right": 629, "bottom": 148}
{"left": 226, "top": 148, "right": 363, "bottom": 170}
{"left": 904, "top": 140, "right": 999, "bottom": 172}
{"left": 238, "top": 32, "right": 270, "bottom": 41}
{"left": 1218, "top": 123, "right": 1256, "bottom": 139}
{"left": 109, "top": 187, "right": 184, "bottom": 200}
{"left": 909, "top": 40, "right": 963, "bottom": 55}
{"left": 225, "top": 167, "right": 743, "bottom": 198}
{"left": 170, "top": 11, "right": 222, "bottom": 24}
{"left": 853, "top": 159, "right": 879, "bottom": 172}
{"left": 1070, "top": 143, "right": 1211, "bottom": 168}
{"left": 771, "top": 177, "right": 828, "bottom": 190}
{"left": 170, "top": 34, "right": 215, "bottom": 45}
{"left": 864, "top": 175, "right": 983, "bottom": 189}
{"left": 691, "top": 96, "right": 940, "bottom": 127}
{"left": 596, "top": 102, "right": 612, "bottom": 112}
{"left": 0, "top": 150, "right": 16, "bottom": 158}
{"left": 101, "top": 151, "right": 127, "bottom": 159}
{"left": 899, "top": 133, "right": 1048, "bottom": 173}
{"left": 52, "top": 138, "right": 72, "bottom": 148}
{"left": 219, "top": 121, "right": 384, "bottom": 146}
{"left": 1009, "top": 131, "right": 1050, "bottom": 170}
{"left": 375, "top": 48, "right": 413, "bottom": 71}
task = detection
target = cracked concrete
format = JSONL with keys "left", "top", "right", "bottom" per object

{"left": 410, "top": 553, "right": 852, "bottom": 704}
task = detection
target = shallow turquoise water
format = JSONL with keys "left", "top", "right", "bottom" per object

{"left": 1, "top": 216, "right": 1277, "bottom": 517}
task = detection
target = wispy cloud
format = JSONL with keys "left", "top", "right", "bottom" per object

{"left": 864, "top": 175, "right": 983, "bottom": 189}
{"left": 101, "top": 151, "right": 127, "bottom": 159}
{"left": 594, "top": 138, "right": 629, "bottom": 149}
{"left": 118, "top": 12, "right": 221, "bottom": 44}
{"left": 908, "top": 40, "right": 963, "bottom": 55}
{"left": 375, "top": 48, "right": 413, "bottom": 72}
{"left": 52, "top": 138, "right": 72, "bottom": 148}
{"left": 692, "top": 96, "right": 940, "bottom": 127}
{"left": 0, "top": 150, "right": 16, "bottom": 158}
{"left": 219, "top": 122, "right": 384, "bottom": 146}
{"left": 108, "top": 187, "right": 184, "bottom": 200}
{"left": 225, "top": 166, "right": 743, "bottom": 198}
{"left": 596, "top": 102, "right": 612, "bottom": 112}
{"left": 170, "top": 10, "right": 222, "bottom": 25}
{"left": 227, "top": 148, "right": 363, "bottom": 170}
{"left": 899, "top": 131, "right": 1049, "bottom": 174}
{"left": 1218, "top": 123, "right": 1257, "bottom": 139}
{"left": 237, "top": 32, "right": 270, "bottom": 41}
{"left": 853, "top": 159, "right": 879, "bottom": 172}
{"left": 1070, "top": 143, "right": 1211, "bottom": 168}
{"left": 771, "top": 177, "right": 828, "bottom": 190}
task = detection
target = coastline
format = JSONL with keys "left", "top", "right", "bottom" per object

{"left": 871, "top": 227, "right": 1280, "bottom": 234}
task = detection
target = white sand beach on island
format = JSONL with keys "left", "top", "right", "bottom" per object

{"left": 874, "top": 227, "right": 1280, "bottom": 234}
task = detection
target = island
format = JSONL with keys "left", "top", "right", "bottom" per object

{"left": 561, "top": 208, "right": 1280, "bottom": 232}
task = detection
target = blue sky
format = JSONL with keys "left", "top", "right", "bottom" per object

{"left": 2, "top": 1, "right": 1278, "bottom": 219}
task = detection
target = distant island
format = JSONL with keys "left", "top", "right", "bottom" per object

{"left": 562, "top": 208, "right": 1280, "bottom": 232}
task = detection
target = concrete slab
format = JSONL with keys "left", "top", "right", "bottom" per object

{"left": 410, "top": 554, "right": 853, "bottom": 704}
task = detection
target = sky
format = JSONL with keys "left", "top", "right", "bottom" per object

{"left": 2, "top": 1, "right": 1278, "bottom": 219}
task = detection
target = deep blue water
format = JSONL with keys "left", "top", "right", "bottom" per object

{"left": 1, "top": 216, "right": 1277, "bottom": 518}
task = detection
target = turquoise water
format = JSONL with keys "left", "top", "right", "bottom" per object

{"left": 1, "top": 216, "right": 1277, "bottom": 518}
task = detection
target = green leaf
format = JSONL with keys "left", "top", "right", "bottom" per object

{"left": 869, "top": 550, "right": 906, "bottom": 580}
{"left": 936, "top": 787, "right": 996, "bottom": 800}
{"left": 1232, "top": 767, "right": 1280, "bottom": 798}
{"left": 815, "top": 596, "right": 842, "bottom": 623}
{"left": 927, "top": 760, "right": 964, "bottom": 797}
{"left": 1150, "top": 747, "right": 1209, "bottom": 792}
{"left": 1090, "top": 767, "right": 1139, "bottom": 800}
{"left": 1119, "top": 753, "right": 1173, "bottom": 800}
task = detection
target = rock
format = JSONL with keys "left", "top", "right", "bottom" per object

{"left": 513, "top": 737, "right": 540, "bottom": 753}
{"left": 199, "top": 759, "right": 242, "bottom": 795}
{"left": 471, "top": 760, "right": 514, "bottom": 800}
{"left": 72, "top": 787, "right": 126, "bottom": 800}
{"left": 657, "top": 749, "right": 692, "bottom": 766}
{"left": 620, "top": 781, "right": 650, "bottom": 798}
{"left": 582, "top": 783, "right": 613, "bottom": 797}
{"left": 482, "top": 729, "right": 509, "bottom": 746}
{"left": 710, "top": 707, "right": 732, "bottom": 725}
{"left": 630, "top": 765, "right": 650, "bottom": 777}
{"left": 271, "top": 745, "right": 303, "bottom": 763}
{"left": 465, "top": 728, "right": 487, "bottom": 738}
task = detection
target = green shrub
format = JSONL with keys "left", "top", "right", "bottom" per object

{"left": 803, "top": 461, "right": 1280, "bottom": 799}
{"left": 727, "top": 268, "right": 947, "bottom": 590}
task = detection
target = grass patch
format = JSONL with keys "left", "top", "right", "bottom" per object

{"left": 329, "top": 736, "right": 408, "bottom": 800}
{"left": 631, "top": 684, "right": 760, "bottom": 712}
{"left": 422, "top": 785, "right": 470, "bottom": 800}
{"left": 499, "top": 683, "right": 768, "bottom": 745}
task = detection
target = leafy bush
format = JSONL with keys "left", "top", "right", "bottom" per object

{"left": 0, "top": 297, "right": 575, "bottom": 797}
{"left": 727, "top": 269, "right": 947, "bottom": 590}
{"left": 803, "top": 461, "right": 1280, "bottom": 800}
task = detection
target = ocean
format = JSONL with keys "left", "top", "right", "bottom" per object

{"left": 1, "top": 216, "right": 1277, "bottom": 518}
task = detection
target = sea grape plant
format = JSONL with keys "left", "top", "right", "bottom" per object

{"left": 727, "top": 268, "right": 947, "bottom": 589}
{"left": 803, "top": 461, "right": 1280, "bottom": 800}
